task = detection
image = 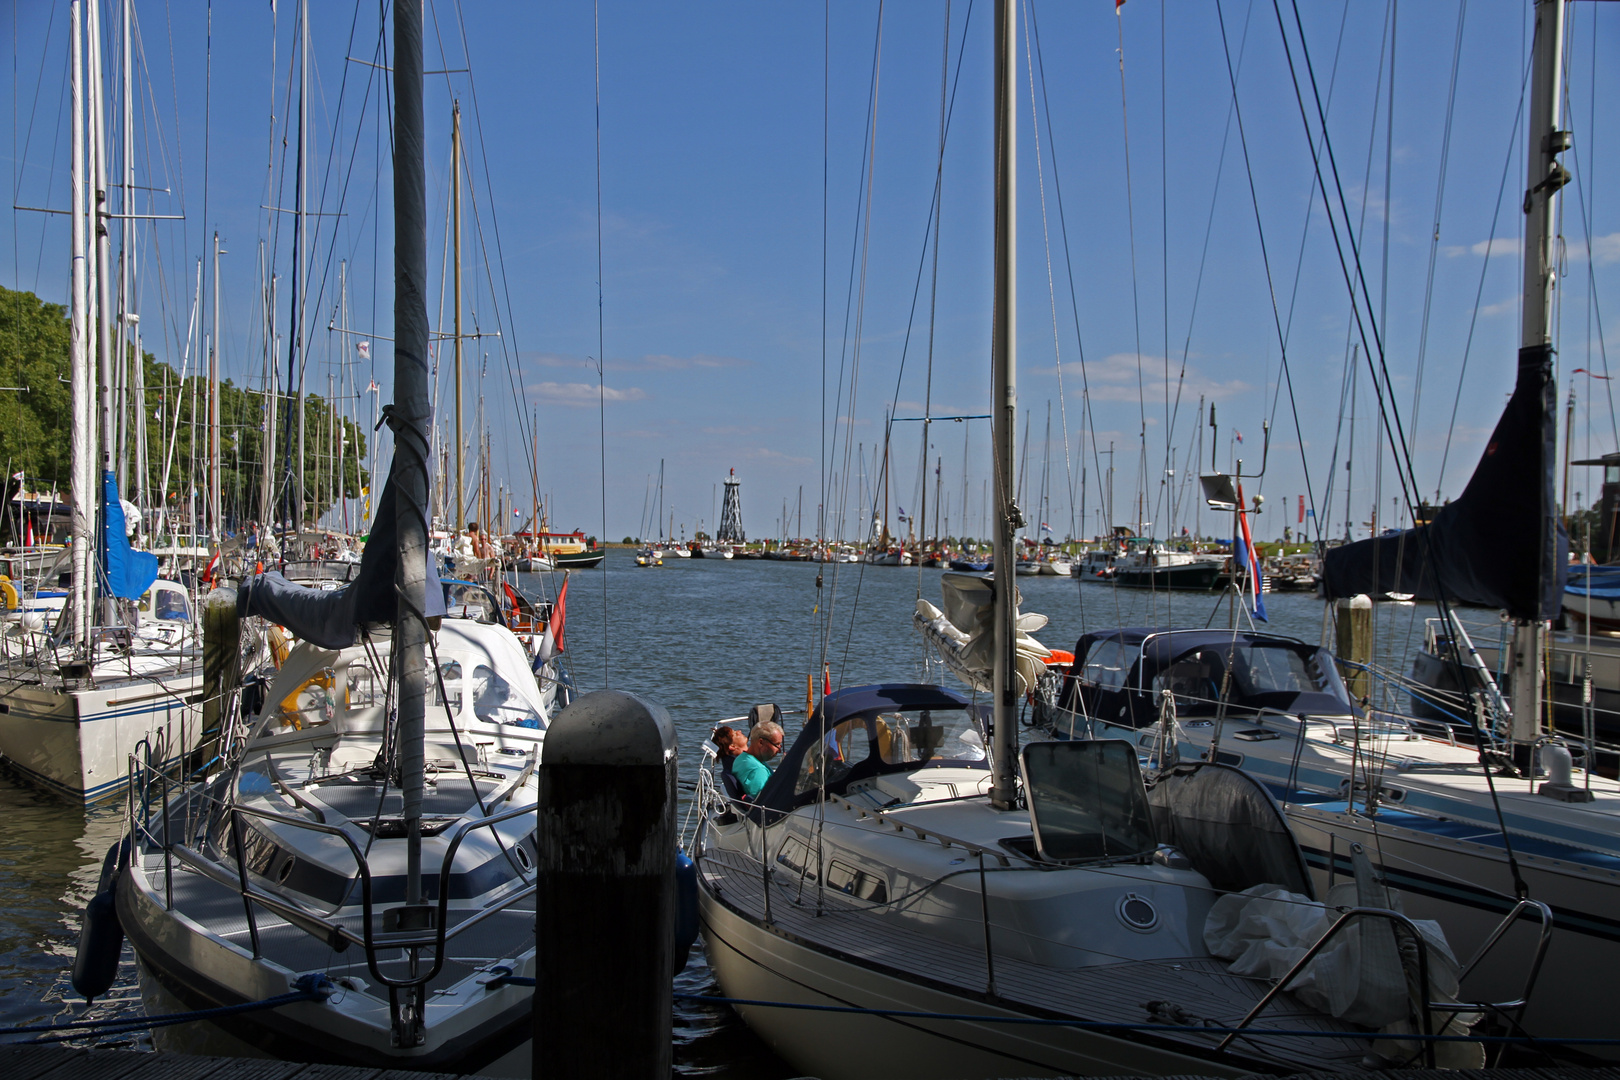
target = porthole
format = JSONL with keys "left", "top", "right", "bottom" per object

{"left": 514, "top": 845, "right": 533, "bottom": 870}
{"left": 1117, "top": 892, "right": 1158, "bottom": 932}
{"left": 276, "top": 855, "right": 296, "bottom": 884}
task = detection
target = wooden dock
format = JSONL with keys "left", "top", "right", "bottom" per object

{"left": 0, "top": 1046, "right": 501, "bottom": 1080}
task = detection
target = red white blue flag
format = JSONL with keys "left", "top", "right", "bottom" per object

{"left": 1232, "top": 480, "right": 1267, "bottom": 622}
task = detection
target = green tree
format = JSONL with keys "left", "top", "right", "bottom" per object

{"left": 1, "top": 284, "right": 368, "bottom": 536}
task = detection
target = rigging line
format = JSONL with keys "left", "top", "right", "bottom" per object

{"left": 1436, "top": 45, "right": 1534, "bottom": 499}
{"left": 1407, "top": 0, "right": 1468, "bottom": 454}
{"left": 1020, "top": 1, "right": 1069, "bottom": 551}
{"left": 915, "top": 0, "right": 952, "bottom": 600}
{"left": 1559, "top": 41, "right": 1617, "bottom": 451}
{"left": 1288, "top": 1, "right": 1460, "bottom": 534}
{"left": 820, "top": 0, "right": 828, "bottom": 562}
{"left": 824, "top": 1, "right": 886, "bottom": 667}
{"left": 1025, "top": 3, "right": 1080, "bottom": 546}
{"left": 1277, "top": 3, "right": 1534, "bottom": 899}
{"left": 1024, "top": 3, "right": 1106, "bottom": 542}
{"left": 878, "top": 0, "right": 970, "bottom": 514}
{"left": 1315, "top": 1, "right": 1393, "bottom": 546}
{"left": 595, "top": 0, "right": 607, "bottom": 683}
{"left": 303, "top": 3, "right": 375, "bottom": 378}
{"left": 1159, "top": 0, "right": 1168, "bottom": 537}
{"left": 1156, "top": 0, "right": 1257, "bottom": 527}
{"left": 448, "top": 3, "right": 556, "bottom": 553}
{"left": 1275, "top": 0, "right": 1352, "bottom": 378}
{"left": 1272, "top": 0, "right": 1421, "bottom": 519}
{"left": 824, "top": 0, "right": 886, "bottom": 548}
{"left": 1213, "top": 0, "right": 1321, "bottom": 535}
{"left": 1112, "top": 5, "right": 1150, "bottom": 518}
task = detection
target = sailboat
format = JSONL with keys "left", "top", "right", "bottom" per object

{"left": 0, "top": 0, "right": 205, "bottom": 803}
{"left": 1039, "top": 0, "right": 1598, "bottom": 1052}
{"left": 689, "top": 8, "right": 1423, "bottom": 1075}
{"left": 109, "top": 9, "right": 547, "bottom": 1071}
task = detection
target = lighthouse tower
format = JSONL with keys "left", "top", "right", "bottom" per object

{"left": 716, "top": 468, "right": 745, "bottom": 543}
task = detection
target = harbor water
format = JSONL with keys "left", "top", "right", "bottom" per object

{"left": 0, "top": 550, "right": 1446, "bottom": 1074}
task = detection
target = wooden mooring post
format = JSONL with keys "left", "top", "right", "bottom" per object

{"left": 1336, "top": 593, "right": 1373, "bottom": 704}
{"left": 535, "top": 690, "right": 676, "bottom": 1080}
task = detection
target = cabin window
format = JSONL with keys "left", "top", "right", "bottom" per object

{"left": 794, "top": 717, "right": 873, "bottom": 797}
{"left": 1150, "top": 650, "right": 1227, "bottom": 714}
{"left": 154, "top": 589, "right": 190, "bottom": 622}
{"left": 873, "top": 709, "right": 983, "bottom": 765}
{"left": 433, "top": 660, "right": 463, "bottom": 712}
{"left": 776, "top": 836, "right": 816, "bottom": 880}
{"left": 1081, "top": 639, "right": 1129, "bottom": 691}
{"left": 471, "top": 664, "right": 541, "bottom": 728}
{"left": 826, "top": 860, "right": 887, "bottom": 903}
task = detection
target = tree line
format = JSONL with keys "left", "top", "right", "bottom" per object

{"left": 1, "top": 285, "right": 367, "bottom": 538}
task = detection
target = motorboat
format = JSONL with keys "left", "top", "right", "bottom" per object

{"left": 1111, "top": 538, "right": 1222, "bottom": 591}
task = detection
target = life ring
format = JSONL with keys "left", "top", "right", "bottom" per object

{"left": 267, "top": 625, "right": 292, "bottom": 670}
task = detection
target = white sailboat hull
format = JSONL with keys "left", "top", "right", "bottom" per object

{"left": 0, "top": 673, "right": 203, "bottom": 802}
{"left": 699, "top": 876, "right": 1252, "bottom": 1080}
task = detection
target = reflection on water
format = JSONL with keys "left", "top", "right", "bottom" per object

{"left": 0, "top": 550, "right": 1429, "bottom": 1075}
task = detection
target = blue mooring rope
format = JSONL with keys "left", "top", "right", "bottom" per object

{"left": 667, "top": 991, "right": 1620, "bottom": 1048}
{"left": 4, "top": 973, "right": 336, "bottom": 1045}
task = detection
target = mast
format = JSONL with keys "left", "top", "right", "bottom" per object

{"left": 118, "top": 0, "right": 134, "bottom": 502}
{"left": 259, "top": 251, "right": 277, "bottom": 531}
{"left": 89, "top": 0, "right": 115, "bottom": 623}
{"left": 69, "top": 0, "right": 93, "bottom": 650}
{"left": 989, "top": 0, "right": 1020, "bottom": 810}
{"left": 1510, "top": 0, "right": 1568, "bottom": 743}
{"left": 210, "top": 231, "right": 223, "bottom": 543}
{"left": 292, "top": 0, "right": 311, "bottom": 536}
{"left": 452, "top": 102, "right": 465, "bottom": 540}
{"left": 393, "top": 0, "right": 431, "bottom": 916}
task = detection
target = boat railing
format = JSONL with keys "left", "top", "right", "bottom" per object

{"left": 126, "top": 751, "right": 537, "bottom": 994}
{"left": 1215, "top": 897, "right": 1553, "bottom": 1065}
{"left": 1214, "top": 906, "right": 1439, "bottom": 1064}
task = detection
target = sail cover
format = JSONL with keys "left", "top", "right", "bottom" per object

{"left": 1321, "top": 346, "right": 1567, "bottom": 620}
{"left": 237, "top": 470, "right": 445, "bottom": 649}
{"left": 101, "top": 471, "right": 159, "bottom": 600}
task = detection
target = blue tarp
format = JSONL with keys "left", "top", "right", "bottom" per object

{"left": 102, "top": 471, "right": 158, "bottom": 600}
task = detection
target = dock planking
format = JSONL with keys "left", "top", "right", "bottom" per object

{"left": 0, "top": 1048, "right": 498, "bottom": 1080}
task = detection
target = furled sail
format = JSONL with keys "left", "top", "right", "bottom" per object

{"left": 237, "top": 471, "right": 445, "bottom": 649}
{"left": 101, "top": 472, "right": 158, "bottom": 600}
{"left": 1321, "top": 347, "right": 1566, "bottom": 619}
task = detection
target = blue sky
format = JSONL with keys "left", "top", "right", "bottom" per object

{"left": 6, "top": 0, "right": 1618, "bottom": 545}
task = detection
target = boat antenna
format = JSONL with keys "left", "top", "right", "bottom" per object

{"left": 990, "top": 0, "right": 1022, "bottom": 811}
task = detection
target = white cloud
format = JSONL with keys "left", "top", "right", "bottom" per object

{"left": 1565, "top": 231, "right": 1620, "bottom": 265}
{"left": 1478, "top": 297, "right": 1517, "bottom": 317}
{"left": 1445, "top": 237, "right": 1518, "bottom": 258}
{"left": 628, "top": 353, "right": 751, "bottom": 371}
{"left": 1051, "top": 352, "right": 1252, "bottom": 404}
{"left": 528, "top": 381, "right": 648, "bottom": 407}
